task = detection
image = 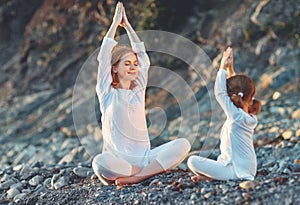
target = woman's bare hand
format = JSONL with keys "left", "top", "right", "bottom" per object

{"left": 120, "top": 3, "right": 130, "bottom": 28}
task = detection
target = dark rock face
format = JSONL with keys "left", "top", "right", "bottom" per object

{"left": 1, "top": 0, "right": 299, "bottom": 97}
{"left": 0, "top": 0, "right": 43, "bottom": 63}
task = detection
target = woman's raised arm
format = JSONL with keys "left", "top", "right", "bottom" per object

{"left": 120, "top": 4, "right": 150, "bottom": 92}
{"left": 96, "top": 3, "right": 122, "bottom": 101}
{"left": 120, "top": 5, "right": 141, "bottom": 44}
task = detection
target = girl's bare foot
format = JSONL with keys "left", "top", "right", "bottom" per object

{"left": 191, "top": 174, "right": 212, "bottom": 182}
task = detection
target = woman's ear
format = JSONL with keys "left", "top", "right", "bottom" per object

{"left": 112, "top": 66, "right": 118, "bottom": 73}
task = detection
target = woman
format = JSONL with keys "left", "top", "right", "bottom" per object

{"left": 92, "top": 2, "right": 191, "bottom": 187}
{"left": 188, "top": 47, "right": 261, "bottom": 181}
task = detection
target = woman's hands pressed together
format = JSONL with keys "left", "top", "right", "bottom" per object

{"left": 107, "top": 2, "right": 140, "bottom": 43}
{"left": 120, "top": 4, "right": 130, "bottom": 28}
{"left": 112, "top": 2, "right": 123, "bottom": 26}
{"left": 112, "top": 2, "right": 130, "bottom": 28}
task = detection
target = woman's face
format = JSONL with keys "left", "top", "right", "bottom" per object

{"left": 115, "top": 52, "right": 138, "bottom": 82}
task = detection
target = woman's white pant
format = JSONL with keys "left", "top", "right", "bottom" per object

{"left": 92, "top": 138, "right": 191, "bottom": 179}
{"left": 187, "top": 155, "right": 238, "bottom": 180}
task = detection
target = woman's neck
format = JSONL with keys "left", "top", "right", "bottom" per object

{"left": 118, "top": 80, "right": 131, "bottom": 90}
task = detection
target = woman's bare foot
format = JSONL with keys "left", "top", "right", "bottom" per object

{"left": 116, "top": 170, "right": 166, "bottom": 188}
{"left": 131, "top": 165, "right": 142, "bottom": 176}
{"left": 191, "top": 174, "right": 212, "bottom": 182}
{"left": 97, "top": 174, "right": 115, "bottom": 186}
{"left": 115, "top": 175, "right": 148, "bottom": 187}
{"left": 115, "top": 160, "right": 165, "bottom": 188}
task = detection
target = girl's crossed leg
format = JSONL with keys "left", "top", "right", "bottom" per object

{"left": 187, "top": 155, "right": 238, "bottom": 182}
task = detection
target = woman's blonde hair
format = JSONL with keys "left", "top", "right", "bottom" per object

{"left": 226, "top": 74, "right": 261, "bottom": 115}
{"left": 111, "top": 45, "right": 137, "bottom": 89}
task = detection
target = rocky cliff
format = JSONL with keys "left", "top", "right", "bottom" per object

{"left": 0, "top": 0, "right": 299, "bottom": 204}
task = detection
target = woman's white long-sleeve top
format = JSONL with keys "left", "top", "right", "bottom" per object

{"left": 214, "top": 69, "right": 257, "bottom": 180}
{"left": 96, "top": 37, "right": 151, "bottom": 166}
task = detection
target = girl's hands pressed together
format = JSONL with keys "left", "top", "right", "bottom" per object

{"left": 220, "top": 47, "right": 232, "bottom": 70}
{"left": 220, "top": 47, "right": 235, "bottom": 77}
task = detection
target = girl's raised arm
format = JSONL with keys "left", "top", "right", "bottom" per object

{"left": 215, "top": 47, "right": 240, "bottom": 120}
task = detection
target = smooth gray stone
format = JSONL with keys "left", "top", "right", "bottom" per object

{"left": 7, "top": 188, "right": 20, "bottom": 199}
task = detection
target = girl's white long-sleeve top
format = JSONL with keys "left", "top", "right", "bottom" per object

{"left": 96, "top": 36, "right": 151, "bottom": 167}
{"left": 214, "top": 69, "right": 257, "bottom": 180}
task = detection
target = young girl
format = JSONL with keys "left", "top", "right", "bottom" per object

{"left": 188, "top": 47, "right": 261, "bottom": 181}
{"left": 92, "top": 2, "right": 191, "bottom": 187}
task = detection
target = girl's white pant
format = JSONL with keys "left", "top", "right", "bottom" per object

{"left": 92, "top": 138, "right": 191, "bottom": 179}
{"left": 187, "top": 155, "right": 238, "bottom": 180}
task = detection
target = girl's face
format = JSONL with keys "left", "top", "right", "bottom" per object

{"left": 114, "top": 53, "right": 138, "bottom": 82}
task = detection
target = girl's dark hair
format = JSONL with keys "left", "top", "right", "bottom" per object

{"left": 226, "top": 74, "right": 261, "bottom": 115}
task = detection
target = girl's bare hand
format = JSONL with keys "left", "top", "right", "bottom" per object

{"left": 220, "top": 47, "right": 233, "bottom": 70}
{"left": 228, "top": 48, "right": 234, "bottom": 69}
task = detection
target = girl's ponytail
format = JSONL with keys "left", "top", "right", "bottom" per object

{"left": 248, "top": 99, "right": 261, "bottom": 115}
